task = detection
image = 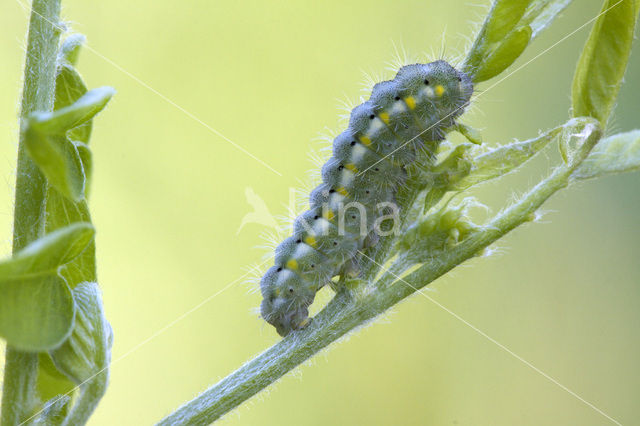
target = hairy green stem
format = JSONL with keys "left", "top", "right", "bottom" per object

{"left": 158, "top": 122, "right": 601, "bottom": 425}
{"left": 61, "top": 374, "right": 108, "bottom": 426}
{"left": 1, "top": 0, "right": 62, "bottom": 424}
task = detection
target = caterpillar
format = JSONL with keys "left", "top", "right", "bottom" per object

{"left": 260, "top": 60, "right": 473, "bottom": 336}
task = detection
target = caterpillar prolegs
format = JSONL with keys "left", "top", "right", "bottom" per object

{"left": 260, "top": 60, "right": 474, "bottom": 336}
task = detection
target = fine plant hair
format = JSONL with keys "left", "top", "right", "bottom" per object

{"left": 0, "top": 1, "right": 638, "bottom": 426}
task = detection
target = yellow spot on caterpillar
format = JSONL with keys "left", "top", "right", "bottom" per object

{"left": 378, "top": 112, "right": 390, "bottom": 124}
{"left": 304, "top": 235, "right": 317, "bottom": 247}
{"left": 359, "top": 135, "right": 372, "bottom": 146}
{"left": 404, "top": 96, "right": 416, "bottom": 110}
{"left": 286, "top": 259, "right": 298, "bottom": 271}
{"left": 435, "top": 85, "right": 445, "bottom": 97}
{"left": 274, "top": 288, "right": 280, "bottom": 296}
{"left": 344, "top": 163, "right": 358, "bottom": 173}
{"left": 336, "top": 186, "right": 349, "bottom": 197}
{"left": 322, "top": 209, "right": 335, "bottom": 221}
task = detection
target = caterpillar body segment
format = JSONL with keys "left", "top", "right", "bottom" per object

{"left": 261, "top": 60, "right": 474, "bottom": 336}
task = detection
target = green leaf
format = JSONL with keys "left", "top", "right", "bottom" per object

{"left": 25, "top": 87, "right": 113, "bottom": 201}
{"left": 0, "top": 223, "right": 94, "bottom": 351}
{"left": 453, "top": 123, "right": 482, "bottom": 145}
{"left": 401, "top": 199, "right": 481, "bottom": 264}
{"left": 422, "top": 119, "right": 601, "bottom": 213}
{"left": 75, "top": 142, "right": 93, "bottom": 195}
{"left": 55, "top": 65, "right": 88, "bottom": 110}
{"left": 0, "top": 274, "right": 74, "bottom": 352}
{"left": 55, "top": 64, "right": 92, "bottom": 144}
{"left": 423, "top": 144, "right": 473, "bottom": 212}
{"left": 484, "top": 0, "right": 531, "bottom": 42}
{"left": 46, "top": 193, "right": 97, "bottom": 285}
{"left": 30, "top": 33, "right": 106, "bottom": 408}
{"left": 572, "top": 0, "right": 639, "bottom": 125}
{"left": 464, "top": 0, "right": 572, "bottom": 82}
{"left": 37, "top": 352, "right": 77, "bottom": 402}
{"left": 0, "top": 223, "right": 94, "bottom": 278}
{"left": 24, "top": 127, "right": 86, "bottom": 202}
{"left": 452, "top": 127, "right": 561, "bottom": 191}
{"left": 53, "top": 63, "right": 94, "bottom": 188}
{"left": 573, "top": 130, "right": 640, "bottom": 179}
{"left": 50, "top": 282, "right": 113, "bottom": 385}
{"left": 423, "top": 128, "right": 555, "bottom": 212}
{"left": 58, "top": 33, "right": 86, "bottom": 67}
{"left": 473, "top": 25, "right": 532, "bottom": 83}
{"left": 32, "top": 87, "right": 115, "bottom": 135}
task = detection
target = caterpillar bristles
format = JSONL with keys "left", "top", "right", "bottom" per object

{"left": 243, "top": 263, "right": 269, "bottom": 295}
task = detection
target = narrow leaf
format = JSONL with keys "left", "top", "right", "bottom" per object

{"left": 573, "top": 130, "right": 640, "bottom": 179}
{"left": 32, "top": 87, "right": 115, "bottom": 135}
{"left": 473, "top": 25, "right": 532, "bottom": 83}
{"left": 484, "top": 0, "right": 531, "bottom": 42}
{"left": 572, "top": 0, "right": 638, "bottom": 125}
{"left": 453, "top": 127, "right": 560, "bottom": 190}
{"left": 465, "top": 0, "right": 572, "bottom": 82}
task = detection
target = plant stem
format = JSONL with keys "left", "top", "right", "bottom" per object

{"left": 1, "top": 0, "right": 62, "bottom": 424}
{"left": 61, "top": 374, "right": 108, "bottom": 426}
{"left": 158, "top": 122, "right": 601, "bottom": 426}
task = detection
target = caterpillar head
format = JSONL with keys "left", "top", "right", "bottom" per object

{"left": 260, "top": 298, "right": 310, "bottom": 337}
{"left": 260, "top": 267, "right": 316, "bottom": 336}
{"left": 396, "top": 60, "right": 473, "bottom": 117}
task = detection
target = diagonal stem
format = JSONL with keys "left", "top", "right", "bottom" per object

{"left": 157, "top": 121, "right": 601, "bottom": 426}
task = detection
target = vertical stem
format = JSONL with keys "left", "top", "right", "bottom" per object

{"left": 13, "top": 0, "right": 61, "bottom": 252}
{"left": 2, "top": 0, "right": 62, "bottom": 424}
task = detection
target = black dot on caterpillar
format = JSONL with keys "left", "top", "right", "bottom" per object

{"left": 260, "top": 60, "right": 473, "bottom": 336}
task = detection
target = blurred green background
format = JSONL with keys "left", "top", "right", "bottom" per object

{"left": 1, "top": 0, "right": 639, "bottom": 424}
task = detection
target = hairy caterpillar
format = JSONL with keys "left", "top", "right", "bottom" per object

{"left": 260, "top": 60, "right": 473, "bottom": 336}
